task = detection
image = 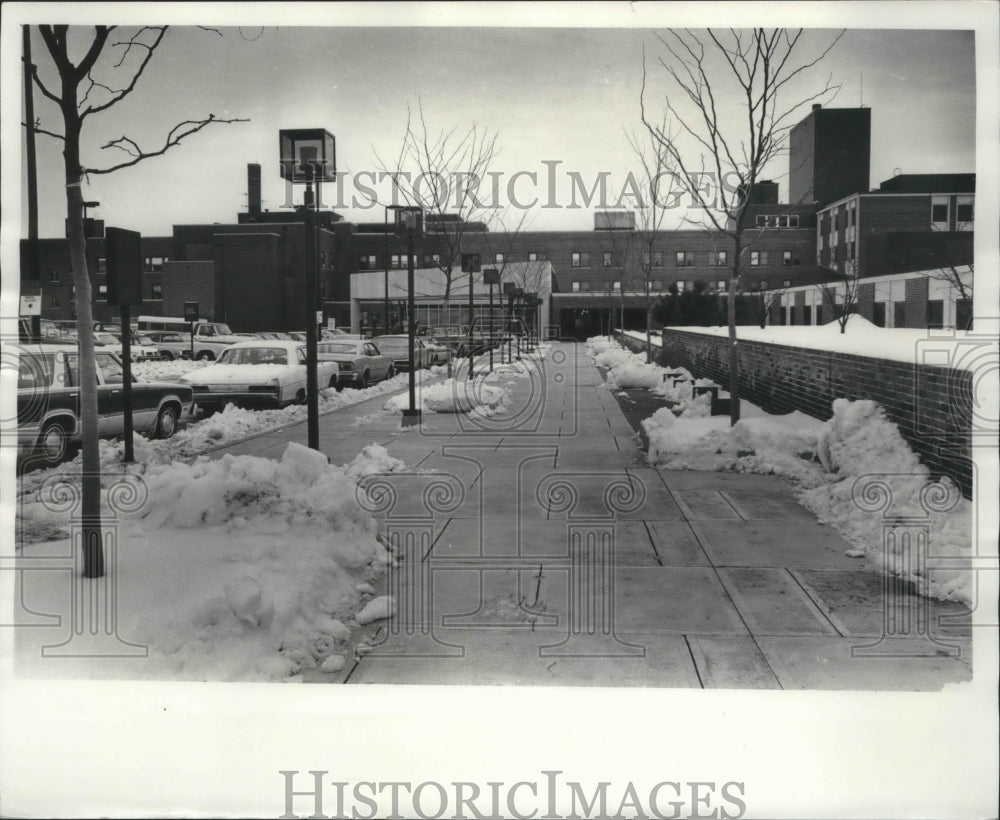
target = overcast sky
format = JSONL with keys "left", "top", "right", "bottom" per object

{"left": 13, "top": 10, "right": 979, "bottom": 238}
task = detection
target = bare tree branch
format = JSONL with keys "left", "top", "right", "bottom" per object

{"left": 82, "top": 26, "right": 167, "bottom": 117}
{"left": 86, "top": 114, "right": 250, "bottom": 174}
{"left": 23, "top": 119, "right": 65, "bottom": 141}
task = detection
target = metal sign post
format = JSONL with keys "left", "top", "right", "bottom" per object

{"left": 184, "top": 301, "right": 199, "bottom": 360}
{"left": 483, "top": 268, "right": 500, "bottom": 372}
{"left": 106, "top": 227, "right": 142, "bottom": 463}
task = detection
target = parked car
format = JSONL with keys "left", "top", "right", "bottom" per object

{"left": 16, "top": 342, "right": 195, "bottom": 467}
{"left": 425, "top": 325, "right": 489, "bottom": 357}
{"left": 177, "top": 340, "right": 339, "bottom": 411}
{"left": 420, "top": 336, "right": 453, "bottom": 365}
{"left": 369, "top": 335, "right": 432, "bottom": 371}
{"left": 135, "top": 317, "right": 242, "bottom": 361}
{"left": 316, "top": 339, "right": 395, "bottom": 388}
{"left": 141, "top": 330, "right": 192, "bottom": 360}
{"left": 91, "top": 331, "right": 163, "bottom": 362}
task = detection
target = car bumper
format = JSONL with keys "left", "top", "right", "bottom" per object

{"left": 191, "top": 388, "right": 283, "bottom": 409}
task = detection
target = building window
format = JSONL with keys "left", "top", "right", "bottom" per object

{"left": 612, "top": 281, "right": 621, "bottom": 292}
{"left": 319, "top": 250, "right": 326, "bottom": 268}
{"left": 571, "top": 281, "right": 581, "bottom": 292}
{"left": 422, "top": 253, "right": 441, "bottom": 267}
{"left": 571, "top": 252, "right": 590, "bottom": 268}
{"left": 527, "top": 252, "right": 538, "bottom": 262}
{"left": 893, "top": 301, "right": 907, "bottom": 328}
{"left": 97, "top": 284, "right": 108, "bottom": 301}
{"left": 873, "top": 302, "right": 887, "bottom": 327}
{"left": 750, "top": 251, "right": 769, "bottom": 266}
{"left": 151, "top": 283, "right": 163, "bottom": 300}
{"left": 602, "top": 252, "right": 613, "bottom": 268}
{"left": 713, "top": 251, "right": 727, "bottom": 266}
{"left": 931, "top": 195, "right": 950, "bottom": 228}
{"left": 50, "top": 270, "right": 60, "bottom": 283}
{"left": 782, "top": 250, "right": 800, "bottom": 266}
{"left": 782, "top": 279, "right": 791, "bottom": 288}
{"left": 391, "top": 254, "right": 408, "bottom": 269}
{"left": 956, "top": 198, "right": 974, "bottom": 226}
{"left": 51, "top": 297, "right": 61, "bottom": 309}
{"left": 927, "top": 300, "right": 945, "bottom": 329}
{"left": 145, "top": 256, "right": 167, "bottom": 272}
{"left": 494, "top": 253, "right": 505, "bottom": 265}
{"left": 96, "top": 258, "right": 107, "bottom": 274}
{"left": 715, "top": 280, "right": 727, "bottom": 292}
{"left": 358, "top": 254, "right": 377, "bottom": 270}
{"left": 650, "top": 280, "right": 662, "bottom": 291}
{"left": 675, "top": 251, "right": 694, "bottom": 267}
{"left": 675, "top": 280, "right": 686, "bottom": 293}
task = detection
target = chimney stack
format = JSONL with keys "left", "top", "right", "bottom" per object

{"left": 247, "top": 163, "right": 262, "bottom": 217}
{"left": 812, "top": 103, "right": 822, "bottom": 111}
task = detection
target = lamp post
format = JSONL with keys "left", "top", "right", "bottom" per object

{"left": 395, "top": 207, "right": 423, "bottom": 425}
{"left": 461, "top": 254, "right": 480, "bottom": 380}
{"left": 483, "top": 268, "right": 500, "bottom": 372}
{"left": 279, "top": 128, "right": 336, "bottom": 451}
{"left": 512, "top": 287, "right": 524, "bottom": 359}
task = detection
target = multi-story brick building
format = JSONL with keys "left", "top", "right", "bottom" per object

{"left": 21, "top": 105, "right": 974, "bottom": 336}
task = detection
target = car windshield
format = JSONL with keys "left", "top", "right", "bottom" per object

{"left": 135, "top": 336, "right": 156, "bottom": 345}
{"left": 218, "top": 346, "right": 290, "bottom": 365}
{"left": 374, "top": 338, "right": 408, "bottom": 352}
{"left": 94, "top": 333, "right": 118, "bottom": 345}
{"left": 319, "top": 343, "right": 358, "bottom": 354}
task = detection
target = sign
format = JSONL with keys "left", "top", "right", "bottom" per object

{"left": 483, "top": 268, "right": 500, "bottom": 286}
{"left": 327, "top": 318, "right": 337, "bottom": 330}
{"left": 105, "top": 227, "right": 142, "bottom": 306}
{"left": 461, "top": 253, "right": 481, "bottom": 273}
{"left": 20, "top": 292, "right": 42, "bottom": 316}
{"left": 315, "top": 310, "right": 324, "bottom": 324}
{"left": 183, "top": 301, "right": 199, "bottom": 322}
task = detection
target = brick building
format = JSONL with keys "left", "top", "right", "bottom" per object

{"left": 21, "top": 105, "right": 974, "bottom": 336}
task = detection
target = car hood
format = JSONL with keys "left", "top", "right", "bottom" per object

{"left": 180, "top": 364, "right": 295, "bottom": 384}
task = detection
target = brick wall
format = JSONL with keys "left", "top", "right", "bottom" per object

{"left": 642, "top": 329, "right": 973, "bottom": 497}
{"left": 905, "top": 277, "right": 929, "bottom": 329}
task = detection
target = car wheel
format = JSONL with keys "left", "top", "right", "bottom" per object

{"left": 161, "top": 351, "right": 175, "bottom": 361}
{"left": 34, "top": 420, "right": 70, "bottom": 467}
{"left": 295, "top": 389, "right": 307, "bottom": 405}
{"left": 154, "top": 404, "right": 179, "bottom": 439}
{"left": 386, "top": 365, "right": 396, "bottom": 380}
{"left": 328, "top": 376, "right": 338, "bottom": 390}
{"left": 196, "top": 350, "right": 214, "bottom": 361}
{"left": 358, "top": 371, "right": 370, "bottom": 389}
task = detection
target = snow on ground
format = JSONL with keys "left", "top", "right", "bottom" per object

{"left": 623, "top": 317, "right": 986, "bottom": 370}
{"left": 15, "top": 442, "right": 402, "bottom": 682}
{"left": 131, "top": 358, "right": 211, "bottom": 382}
{"left": 384, "top": 375, "right": 510, "bottom": 415}
{"left": 590, "top": 336, "right": 974, "bottom": 604}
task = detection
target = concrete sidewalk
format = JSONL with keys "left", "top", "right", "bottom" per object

{"left": 207, "top": 342, "right": 973, "bottom": 689}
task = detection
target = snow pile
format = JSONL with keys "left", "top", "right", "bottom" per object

{"left": 801, "top": 399, "right": 973, "bottom": 602}
{"left": 384, "top": 377, "right": 509, "bottom": 415}
{"left": 645, "top": 401, "right": 827, "bottom": 486}
{"left": 644, "top": 395, "right": 973, "bottom": 603}
{"left": 344, "top": 443, "right": 406, "bottom": 481}
{"left": 586, "top": 335, "right": 664, "bottom": 389}
{"left": 17, "top": 442, "right": 400, "bottom": 681}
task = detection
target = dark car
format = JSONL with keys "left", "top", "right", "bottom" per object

{"left": 369, "top": 335, "right": 432, "bottom": 371}
{"left": 16, "top": 342, "right": 195, "bottom": 467}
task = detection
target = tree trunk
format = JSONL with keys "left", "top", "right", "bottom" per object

{"left": 63, "top": 108, "right": 105, "bottom": 577}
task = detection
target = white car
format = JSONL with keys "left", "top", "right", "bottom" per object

{"left": 93, "top": 331, "right": 163, "bottom": 362}
{"left": 316, "top": 339, "right": 395, "bottom": 388}
{"left": 177, "top": 340, "right": 339, "bottom": 411}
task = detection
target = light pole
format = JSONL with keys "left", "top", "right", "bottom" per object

{"left": 483, "top": 268, "right": 499, "bottom": 372}
{"left": 279, "top": 128, "right": 336, "bottom": 451}
{"left": 461, "top": 254, "right": 480, "bottom": 380}
{"left": 395, "top": 207, "right": 423, "bottom": 426}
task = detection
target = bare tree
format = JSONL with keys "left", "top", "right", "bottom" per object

{"left": 927, "top": 263, "right": 974, "bottom": 330}
{"left": 641, "top": 28, "right": 842, "bottom": 422}
{"left": 375, "top": 99, "right": 500, "bottom": 301}
{"left": 625, "top": 128, "right": 674, "bottom": 361}
{"left": 818, "top": 275, "right": 862, "bottom": 333}
{"left": 743, "top": 281, "right": 785, "bottom": 328}
{"left": 25, "top": 25, "right": 247, "bottom": 576}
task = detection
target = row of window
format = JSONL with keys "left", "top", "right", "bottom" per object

{"left": 90, "top": 256, "right": 170, "bottom": 276}
{"left": 571, "top": 249, "right": 801, "bottom": 268}
{"left": 754, "top": 214, "right": 801, "bottom": 228}
{"left": 569, "top": 278, "right": 794, "bottom": 293}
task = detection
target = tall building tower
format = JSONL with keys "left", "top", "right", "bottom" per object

{"left": 789, "top": 105, "right": 871, "bottom": 207}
